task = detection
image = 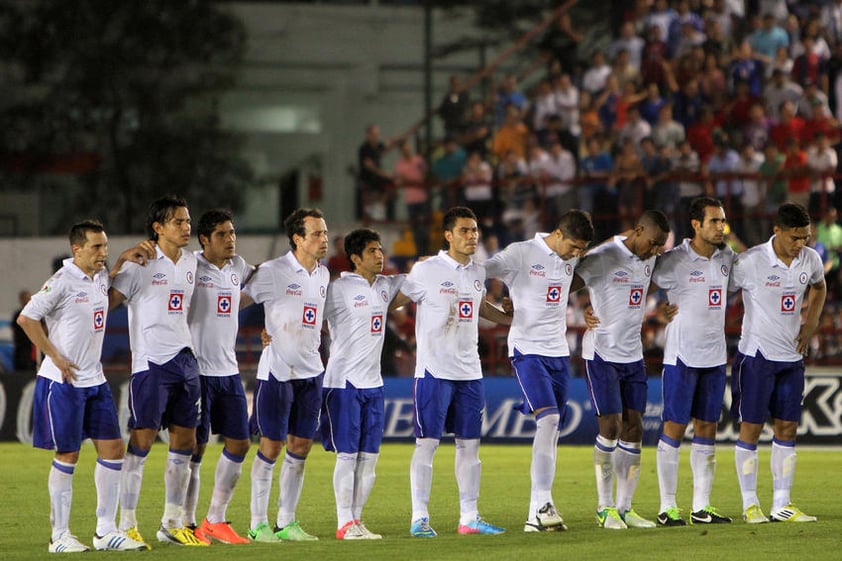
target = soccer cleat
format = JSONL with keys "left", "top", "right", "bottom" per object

{"left": 156, "top": 525, "right": 210, "bottom": 546}
{"left": 457, "top": 516, "right": 505, "bottom": 535}
{"left": 93, "top": 530, "right": 148, "bottom": 551}
{"left": 743, "top": 504, "right": 769, "bottom": 524}
{"left": 354, "top": 522, "right": 382, "bottom": 540}
{"left": 196, "top": 519, "right": 250, "bottom": 544}
{"left": 657, "top": 507, "right": 687, "bottom": 527}
{"left": 621, "top": 508, "right": 656, "bottom": 528}
{"left": 336, "top": 521, "right": 364, "bottom": 540}
{"left": 524, "top": 502, "right": 568, "bottom": 532}
{"left": 247, "top": 522, "right": 281, "bottom": 543}
{"left": 410, "top": 517, "right": 437, "bottom": 538}
{"left": 274, "top": 520, "right": 318, "bottom": 541}
{"left": 186, "top": 523, "right": 210, "bottom": 545}
{"left": 770, "top": 504, "right": 817, "bottom": 523}
{"left": 49, "top": 533, "right": 90, "bottom": 553}
{"left": 123, "top": 527, "right": 151, "bottom": 550}
{"left": 690, "top": 506, "right": 732, "bottom": 524}
{"left": 596, "top": 507, "right": 627, "bottom": 529}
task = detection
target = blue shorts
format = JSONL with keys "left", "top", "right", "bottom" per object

{"left": 413, "top": 371, "right": 484, "bottom": 439}
{"left": 196, "top": 375, "right": 249, "bottom": 444}
{"left": 731, "top": 351, "right": 804, "bottom": 424}
{"left": 250, "top": 373, "right": 324, "bottom": 441}
{"left": 128, "top": 349, "right": 201, "bottom": 430}
{"left": 33, "top": 377, "right": 121, "bottom": 452}
{"left": 321, "top": 384, "right": 385, "bottom": 454}
{"left": 584, "top": 353, "right": 647, "bottom": 416}
{"left": 662, "top": 360, "right": 727, "bottom": 424}
{"left": 511, "top": 351, "right": 570, "bottom": 418}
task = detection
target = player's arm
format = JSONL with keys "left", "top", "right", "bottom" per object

{"left": 239, "top": 262, "right": 259, "bottom": 309}
{"left": 479, "top": 299, "right": 512, "bottom": 326}
{"left": 390, "top": 291, "right": 412, "bottom": 311}
{"left": 795, "top": 278, "right": 827, "bottom": 355}
{"left": 16, "top": 314, "right": 79, "bottom": 382}
{"left": 109, "top": 240, "right": 156, "bottom": 277}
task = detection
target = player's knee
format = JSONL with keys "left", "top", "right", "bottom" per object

{"left": 226, "top": 439, "right": 250, "bottom": 457}
{"left": 692, "top": 420, "right": 717, "bottom": 440}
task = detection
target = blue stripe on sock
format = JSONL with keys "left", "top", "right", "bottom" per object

{"left": 222, "top": 448, "right": 246, "bottom": 464}
{"left": 286, "top": 450, "right": 306, "bottom": 461}
{"left": 96, "top": 458, "right": 123, "bottom": 471}
{"left": 692, "top": 436, "right": 715, "bottom": 446}
{"left": 126, "top": 444, "right": 150, "bottom": 458}
{"left": 52, "top": 460, "right": 75, "bottom": 475}
{"left": 256, "top": 450, "right": 276, "bottom": 465}
{"left": 772, "top": 437, "right": 795, "bottom": 447}
{"left": 535, "top": 407, "right": 560, "bottom": 421}
{"left": 618, "top": 442, "right": 641, "bottom": 454}
{"left": 736, "top": 440, "right": 757, "bottom": 451}
{"left": 169, "top": 448, "right": 193, "bottom": 457}
{"left": 660, "top": 434, "right": 681, "bottom": 448}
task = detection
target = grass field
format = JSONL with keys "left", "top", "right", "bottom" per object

{"left": 1, "top": 441, "right": 839, "bottom": 560}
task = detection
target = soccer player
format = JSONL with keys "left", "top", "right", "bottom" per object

{"left": 730, "top": 202, "right": 826, "bottom": 523}
{"left": 484, "top": 210, "right": 594, "bottom": 532}
{"left": 20, "top": 220, "right": 152, "bottom": 553}
{"left": 244, "top": 208, "right": 329, "bottom": 542}
{"left": 398, "top": 206, "right": 511, "bottom": 538}
{"left": 652, "top": 197, "right": 734, "bottom": 526}
{"left": 111, "top": 196, "right": 207, "bottom": 547}
{"left": 321, "top": 228, "right": 407, "bottom": 540}
{"left": 182, "top": 209, "right": 253, "bottom": 544}
{"left": 573, "top": 210, "right": 670, "bottom": 530}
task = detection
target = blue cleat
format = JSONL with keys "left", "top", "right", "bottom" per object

{"left": 410, "top": 517, "right": 437, "bottom": 538}
{"left": 457, "top": 516, "right": 505, "bottom": 535}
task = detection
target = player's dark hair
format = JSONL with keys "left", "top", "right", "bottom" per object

{"left": 442, "top": 206, "right": 478, "bottom": 250}
{"left": 641, "top": 209, "right": 670, "bottom": 233}
{"left": 775, "top": 202, "right": 810, "bottom": 229}
{"left": 69, "top": 219, "right": 105, "bottom": 248}
{"left": 284, "top": 208, "right": 325, "bottom": 251}
{"left": 344, "top": 228, "right": 381, "bottom": 272}
{"left": 197, "top": 209, "right": 234, "bottom": 250}
{"left": 145, "top": 195, "right": 188, "bottom": 241}
{"left": 689, "top": 197, "right": 723, "bottom": 230}
{"left": 556, "top": 210, "right": 594, "bottom": 242}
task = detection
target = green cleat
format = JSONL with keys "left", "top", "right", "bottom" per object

{"left": 274, "top": 521, "right": 318, "bottom": 541}
{"left": 248, "top": 522, "right": 281, "bottom": 543}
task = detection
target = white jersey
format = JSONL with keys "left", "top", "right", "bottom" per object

{"left": 323, "top": 272, "right": 406, "bottom": 389}
{"left": 576, "top": 236, "right": 657, "bottom": 363}
{"left": 22, "top": 258, "right": 110, "bottom": 388}
{"left": 485, "top": 233, "right": 578, "bottom": 357}
{"left": 732, "top": 237, "right": 824, "bottom": 361}
{"left": 652, "top": 239, "right": 735, "bottom": 367}
{"left": 243, "top": 251, "right": 328, "bottom": 381}
{"left": 188, "top": 252, "right": 252, "bottom": 377}
{"left": 401, "top": 250, "right": 486, "bottom": 381}
{"left": 112, "top": 247, "right": 197, "bottom": 374}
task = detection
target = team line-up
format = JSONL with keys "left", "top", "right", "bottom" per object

{"left": 22, "top": 195, "right": 825, "bottom": 552}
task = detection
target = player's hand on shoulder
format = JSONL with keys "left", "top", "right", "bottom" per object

{"left": 121, "top": 240, "right": 156, "bottom": 267}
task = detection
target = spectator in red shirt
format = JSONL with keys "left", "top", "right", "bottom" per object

{"left": 770, "top": 100, "right": 806, "bottom": 150}
{"left": 783, "top": 138, "right": 810, "bottom": 208}
{"left": 687, "top": 105, "right": 721, "bottom": 163}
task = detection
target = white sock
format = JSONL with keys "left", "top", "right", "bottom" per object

{"left": 49, "top": 459, "right": 75, "bottom": 540}
{"left": 276, "top": 451, "right": 306, "bottom": 529}
{"left": 529, "top": 412, "right": 559, "bottom": 516}
{"left": 119, "top": 447, "right": 148, "bottom": 531}
{"left": 161, "top": 448, "right": 192, "bottom": 528}
{"left": 771, "top": 438, "right": 796, "bottom": 511}
{"left": 455, "top": 438, "right": 481, "bottom": 526}
{"left": 183, "top": 457, "right": 202, "bottom": 527}
{"left": 334, "top": 452, "right": 357, "bottom": 529}
{"left": 353, "top": 452, "right": 378, "bottom": 521}
{"left": 249, "top": 451, "right": 275, "bottom": 529}
{"left": 735, "top": 440, "right": 759, "bottom": 511}
{"left": 410, "top": 438, "right": 439, "bottom": 521}
{"left": 615, "top": 440, "right": 642, "bottom": 513}
{"left": 207, "top": 449, "right": 245, "bottom": 524}
{"left": 94, "top": 458, "right": 123, "bottom": 536}
{"left": 594, "top": 435, "right": 617, "bottom": 509}
{"left": 690, "top": 438, "right": 716, "bottom": 512}
{"left": 656, "top": 436, "right": 680, "bottom": 512}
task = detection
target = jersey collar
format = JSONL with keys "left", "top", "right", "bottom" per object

{"left": 438, "top": 249, "right": 474, "bottom": 269}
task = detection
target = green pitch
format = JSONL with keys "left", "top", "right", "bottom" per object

{"left": 1, "top": 442, "right": 839, "bottom": 560}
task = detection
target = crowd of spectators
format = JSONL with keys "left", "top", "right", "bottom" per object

{"left": 353, "top": 0, "right": 842, "bottom": 374}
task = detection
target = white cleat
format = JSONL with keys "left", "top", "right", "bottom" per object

{"left": 93, "top": 530, "right": 148, "bottom": 551}
{"left": 524, "top": 502, "right": 568, "bottom": 532}
{"left": 354, "top": 522, "right": 382, "bottom": 540}
{"left": 49, "top": 532, "right": 90, "bottom": 553}
{"left": 620, "top": 509, "right": 656, "bottom": 528}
